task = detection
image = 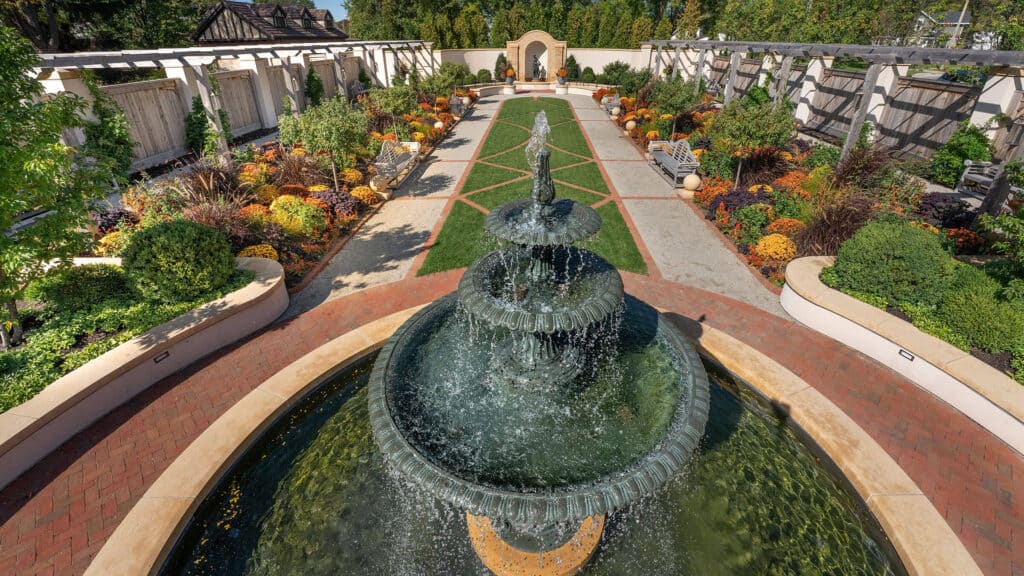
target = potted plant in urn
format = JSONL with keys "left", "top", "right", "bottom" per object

{"left": 556, "top": 67, "right": 569, "bottom": 85}
{"left": 505, "top": 67, "right": 516, "bottom": 84}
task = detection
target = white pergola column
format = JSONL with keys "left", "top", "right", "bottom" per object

{"left": 865, "top": 64, "right": 908, "bottom": 127}
{"left": 288, "top": 53, "right": 310, "bottom": 111}
{"left": 794, "top": 56, "right": 833, "bottom": 124}
{"left": 723, "top": 51, "right": 743, "bottom": 104}
{"left": 970, "top": 71, "right": 1024, "bottom": 141}
{"left": 774, "top": 56, "right": 794, "bottom": 104}
{"left": 671, "top": 45, "right": 682, "bottom": 79}
{"left": 38, "top": 69, "right": 96, "bottom": 146}
{"left": 164, "top": 60, "right": 227, "bottom": 151}
{"left": 331, "top": 50, "right": 348, "bottom": 98}
{"left": 758, "top": 54, "right": 774, "bottom": 88}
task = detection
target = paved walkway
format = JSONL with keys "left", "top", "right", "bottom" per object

{"left": 0, "top": 93, "right": 1020, "bottom": 575}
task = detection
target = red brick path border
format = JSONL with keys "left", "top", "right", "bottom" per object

{"left": 0, "top": 270, "right": 1019, "bottom": 575}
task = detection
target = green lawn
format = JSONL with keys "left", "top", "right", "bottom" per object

{"left": 418, "top": 97, "right": 647, "bottom": 276}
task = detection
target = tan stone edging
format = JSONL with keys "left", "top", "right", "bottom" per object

{"left": 0, "top": 257, "right": 289, "bottom": 489}
{"left": 84, "top": 306, "right": 422, "bottom": 576}
{"left": 782, "top": 256, "right": 1024, "bottom": 455}
{"left": 88, "top": 304, "right": 979, "bottom": 576}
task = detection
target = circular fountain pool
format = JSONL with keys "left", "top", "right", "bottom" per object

{"left": 162, "top": 353, "right": 904, "bottom": 576}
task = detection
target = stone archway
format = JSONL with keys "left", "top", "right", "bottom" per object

{"left": 506, "top": 30, "right": 566, "bottom": 82}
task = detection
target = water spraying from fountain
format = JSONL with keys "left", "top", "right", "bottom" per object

{"left": 368, "top": 112, "right": 711, "bottom": 575}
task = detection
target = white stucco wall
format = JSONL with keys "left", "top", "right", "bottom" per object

{"left": 567, "top": 48, "right": 649, "bottom": 74}
{"left": 437, "top": 49, "right": 507, "bottom": 77}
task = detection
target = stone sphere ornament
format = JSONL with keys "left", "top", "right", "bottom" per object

{"left": 625, "top": 120, "right": 637, "bottom": 131}
{"left": 462, "top": 96, "right": 472, "bottom": 107}
{"left": 434, "top": 121, "right": 445, "bottom": 131}
{"left": 612, "top": 106, "right": 622, "bottom": 116}
{"left": 683, "top": 174, "right": 702, "bottom": 191}
{"left": 369, "top": 175, "right": 389, "bottom": 192}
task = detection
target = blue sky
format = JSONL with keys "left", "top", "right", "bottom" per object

{"left": 315, "top": 1, "right": 347, "bottom": 19}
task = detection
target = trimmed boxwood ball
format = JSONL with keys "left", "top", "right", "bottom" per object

{"left": 121, "top": 219, "right": 235, "bottom": 303}
{"left": 832, "top": 220, "right": 953, "bottom": 307}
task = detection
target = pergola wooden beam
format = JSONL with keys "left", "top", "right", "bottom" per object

{"left": 35, "top": 40, "right": 430, "bottom": 71}
{"left": 646, "top": 40, "right": 1024, "bottom": 67}
{"left": 839, "top": 63, "right": 883, "bottom": 162}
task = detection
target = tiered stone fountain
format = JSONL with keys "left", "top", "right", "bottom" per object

{"left": 368, "top": 112, "right": 710, "bottom": 575}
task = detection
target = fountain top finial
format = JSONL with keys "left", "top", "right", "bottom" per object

{"left": 525, "top": 111, "right": 550, "bottom": 173}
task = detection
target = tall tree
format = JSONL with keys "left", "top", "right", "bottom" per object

{"left": 565, "top": 4, "right": 586, "bottom": 45}
{"left": 0, "top": 26, "right": 114, "bottom": 348}
{"left": 453, "top": 3, "right": 488, "bottom": 48}
{"left": 677, "top": 0, "right": 702, "bottom": 38}
{"left": 613, "top": 10, "right": 633, "bottom": 47}
{"left": 547, "top": 0, "right": 567, "bottom": 40}
{"left": 525, "top": 0, "right": 546, "bottom": 32}
{"left": 506, "top": 4, "right": 527, "bottom": 39}
{"left": 489, "top": 7, "right": 509, "bottom": 46}
{"left": 631, "top": 15, "right": 654, "bottom": 47}
{"left": 653, "top": 15, "right": 673, "bottom": 39}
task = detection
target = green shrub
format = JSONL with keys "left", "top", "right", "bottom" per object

{"left": 732, "top": 203, "right": 774, "bottom": 247}
{"left": 700, "top": 143, "right": 738, "bottom": 180}
{"left": 565, "top": 55, "right": 581, "bottom": 80}
{"left": 898, "top": 302, "right": 970, "bottom": 351}
{"left": 121, "top": 219, "right": 235, "bottom": 303}
{"left": 304, "top": 68, "right": 325, "bottom": 107}
{"left": 494, "top": 54, "right": 509, "bottom": 80}
{"left": 929, "top": 121, "right": 991, "bottom": 187}
{"left": 709, "top": 100, "right": 795, "bottom": 152}
{"left": 832, "top": 220, "right": 953, "bottom": 307}
{"left": 581, "top": 67, "right": 596, "bottom": 83}
{"left": 421, "top": 62, "right": 472, "bottom": 97}
{"left": 803, "top": 144, "right": 839, "bottom": 170}
{"left": 368, "top": 85, "right": 418, "bottom": 115}
{"left": 649, "top": 79, "right": 700, "bottom": 118}
{"left": 25, "top": 265, "right": 133, "bottom": 313}
{"left": 476, "top": 69, "right": 492, "bottom": 83}
{"left": 770, "top": 189, "right": 813, "bottom": 222}
{"left": 185, "top": 96, "right": 209, "bottom": 155}
{"left": 937, "top": 266, "right": 1024, "bottom": 353}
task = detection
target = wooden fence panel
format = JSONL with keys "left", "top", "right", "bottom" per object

{"left": 710, "top": 56, "right": 729, "bottom": 88}
{"left": 734, "top": 58, "right": 762, "bottom": 99}
{"left": 807, "top": 68, "right": 865, "bottom": 139}
{"left": 267, "top": 65, "right": 289, "bottom": 116}
{"left": 993, "top": 91, "right": 1024, "bottom": 161}
{"left": 787, "top": 65, "right": 806, "bottom": 103}
{"left": 101, "top": 79, "right": 188, "bottom": 170}
{"left": 311, "top": 60, "right": 338, "bottom": 99}
{"left": 214, "top": 70, "right": 261, "bottom": 137}
{"left": 877, "top": 78, "right": 980, "bottom": 159}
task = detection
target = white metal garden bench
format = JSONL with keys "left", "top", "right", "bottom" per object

{"left": 373, "top": 140, "right": 420, "bottom": 182}
{"left": 958, "top": 160, "right": 1023, "bottom": 199}
{"left": 647, "top": 140, "right": 700, "bottom": 186}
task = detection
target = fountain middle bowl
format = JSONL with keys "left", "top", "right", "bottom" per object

{"left": 458, "top": 246, "right": 625, "bottom": 333}
{"left": 367, "top": 294, "right": 710, "bottom": 526}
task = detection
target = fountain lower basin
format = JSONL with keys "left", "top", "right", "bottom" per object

{"left": 368, "top": 295, "right": 709, "bottom": 526}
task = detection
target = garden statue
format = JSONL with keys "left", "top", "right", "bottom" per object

{"left": 532, "top": 54, "right": 541, "bottom": 80}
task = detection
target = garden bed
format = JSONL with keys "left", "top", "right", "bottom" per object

{"left": 0, "top": 257, "right": 288, "bottom": 488}
{"left": 782, "top": 256, "right": 1024, "bottom": 455}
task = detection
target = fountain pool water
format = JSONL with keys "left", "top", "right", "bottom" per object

{"left": 163, "top": 354, "right": 903, "bottom": 575}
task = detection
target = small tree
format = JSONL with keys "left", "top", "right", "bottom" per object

{"left": 565, "top": 55, "right": 581, "bottom": 80}
{"left": 278, "top": 98, "right": 369, "bottom": 191}
{"left": 80, "top": 71, "right": 135, "bottom": 182}
{"left": 494, "top": 53, "right": 509, "bottom": 80}
{"left": 304, "top": 68, "right": 325, "bottom": 107}
{"left": 0, "top": 26, "right": 114, "bottom": 348}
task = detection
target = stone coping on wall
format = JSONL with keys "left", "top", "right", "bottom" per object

{"left": 86, "top": 304, "right": 979, "bottom": 576}
{"left": 782, "top": 256, "right": 1024, "bottom": 456}
{"left": 0, "top": 257, "right": 288, "bottom": 489}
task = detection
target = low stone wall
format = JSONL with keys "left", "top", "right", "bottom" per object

{"left": 781, "top": 256, "right": 1024, "bottom": 456}
{"left": 0, "top": 257, "right": 289, "bottom": 489}
{"left": 87, "top": 304, "right": 979, "bottom": 576}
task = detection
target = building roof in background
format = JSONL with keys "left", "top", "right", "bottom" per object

{"left": 192, "top": 1, "right": 348, "bottom": 45}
